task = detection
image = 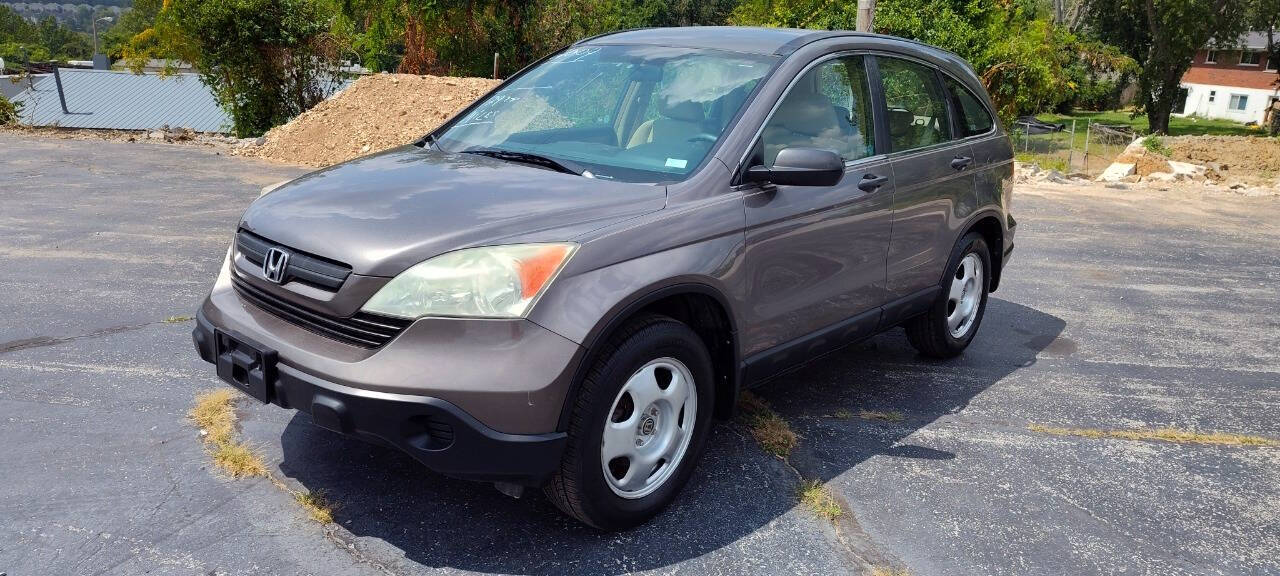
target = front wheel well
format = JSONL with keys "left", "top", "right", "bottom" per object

{"left": 571, "top": 289, "right": 739, "bottom": 427}
{"left": 967, "top": 215, "right": 1005, "bottom": 292}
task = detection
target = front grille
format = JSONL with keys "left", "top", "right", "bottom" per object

{"left": 232, "top": 276, "right": 412, "bottom": 348}
{"left": 236, "top": 229, "right": 352, "bottom": 291}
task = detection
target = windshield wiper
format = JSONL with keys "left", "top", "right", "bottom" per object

{"left": 460, "top": 148, "right": 585, "bottom": 176}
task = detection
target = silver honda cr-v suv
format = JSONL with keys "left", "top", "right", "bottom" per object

{"left": 193, "top": 26, "right": 1015, "bottom": 530}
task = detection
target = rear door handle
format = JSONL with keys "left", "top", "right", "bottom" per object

{"left": 951, "top": 156, "right": 974, "bottom": 170}
{"left": 858, "top": 173, "right": 889, "bottom": 192}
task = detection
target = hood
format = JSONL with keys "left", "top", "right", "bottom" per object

{"left": 240, "top": 146, "right": 666, "bottom": 276}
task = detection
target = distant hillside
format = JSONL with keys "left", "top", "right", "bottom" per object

{"left": 2, "top": 1, "right": 131, "bottom": 34}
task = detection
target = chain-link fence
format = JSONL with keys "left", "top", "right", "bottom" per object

{"left": 1009, "top": 119, "right": 1137, "bottom": 177}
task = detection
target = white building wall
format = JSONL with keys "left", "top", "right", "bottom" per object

{"left": 1179, "top": 83, "right": 1278, "bottom": 124}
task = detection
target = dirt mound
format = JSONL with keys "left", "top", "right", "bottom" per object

{"left": 238, "top": 73, "right": 500, "bottom": 167}
{"left": 1167, "top": 135, "right": 1280, "bottom": 186}
{"left": 1114, "top": 150, "right": 1175, "bottom": 177}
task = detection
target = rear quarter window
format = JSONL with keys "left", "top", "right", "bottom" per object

{"left": 944, "top": 76, "right": 995, "bottom": 137}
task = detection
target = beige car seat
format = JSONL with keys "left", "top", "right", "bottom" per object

{"left": 627, "top": 99, "right": 706, "bottom": 148}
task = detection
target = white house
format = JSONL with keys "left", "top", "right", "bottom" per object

{"left": 1178, "top": 31, "right": 1279, "bottom": 125}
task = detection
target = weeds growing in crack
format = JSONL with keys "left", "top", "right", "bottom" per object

{"left": 859, "top": 410, "right": 904, "bottom": 423}
{"left": 190, "top": 389, "right": 336, "bottom": 523}
{"left": 799, "top": 479, "right": 842, "bottom": 521}
{"left": 737, "top": 391, "right": 797, "bottom": 458}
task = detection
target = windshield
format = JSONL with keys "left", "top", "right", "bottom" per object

{"left": 434, "top": 45, "right": 777, "bottom": 183}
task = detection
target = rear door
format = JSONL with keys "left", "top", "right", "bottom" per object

{"left": 875, "top": 55, "right": 975, "bottom": 304}
{"left": 740, "top": 54, "right": 894, "bottom": 361}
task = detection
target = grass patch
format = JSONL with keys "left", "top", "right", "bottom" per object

{"left": 212, "top": 442, "right": 269, "bottom": 478}
{"left": 737, "top": 392, "right": 797, "bottom": 458}
{"left": 859, "top": 410, "right": 905, "bottom": 423}
{"left": 163, "top": 315, "right": 194, "bottom": 324}
{"left": 1014, "top": 152, "right": 1069, "bottom": 173}
{"left": 293, "top": 489, "right": 336, "bottom": 524}
{"left": 189, "top": 389, "right": 341, "bottom": 524}
{"left": 798, "top": 479, "right": 842, "bottom": 522}
{"left": 1037, "top": 110, "right": 1260, "bottom": 138}
{"left": 191, "top": 389, "right": 268, "bottom": 478}
{"left": 830, "top": 408, "right": 854, "bottom": 419}
{"left": 1029, "top": 424, "right": 1277, "bottom": 447}
{"left": 191, "top": 389, "right": 239, "bottom": 446}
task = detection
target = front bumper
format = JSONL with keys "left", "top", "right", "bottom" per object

{"left": 194, "top": 310, "right": 568, "bottom": 485}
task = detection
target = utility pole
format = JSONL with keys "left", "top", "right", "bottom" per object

{"left": 92, "top": 16, "right": 113, "bottom": 58}
{"left": 856, "top": 0, "right": 876, "bottom": 32}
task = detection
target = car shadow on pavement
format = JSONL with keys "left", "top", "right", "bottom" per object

{"left": 277, "top": 297, "right": 1065, "bottom": 574}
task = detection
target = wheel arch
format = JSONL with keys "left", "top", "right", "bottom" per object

{"left": 961, "top": 211, "right": 1006, "bottom": 292}
{"left": 555, "top": 282, "right": 741, "bottom": 432}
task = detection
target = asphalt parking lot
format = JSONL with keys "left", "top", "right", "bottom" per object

{"left": 2, "top": 132, "right": 1278, "bottom": 575}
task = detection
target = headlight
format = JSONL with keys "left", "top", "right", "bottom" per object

{"left": 361, "top": 243, "right": 577, "bottom": 319}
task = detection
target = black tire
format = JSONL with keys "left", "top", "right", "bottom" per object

{"left": 905, "top": 232, "right": 991, "bottom": 358}
{"left": 544, "top": 314, "right": 715, "bottom": 531}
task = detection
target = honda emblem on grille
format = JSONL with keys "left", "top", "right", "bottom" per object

{"left": 263, "top": 247, "right": 290, "bottom": 284}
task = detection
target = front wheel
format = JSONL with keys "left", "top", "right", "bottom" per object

{"left": 905, "top": 232, "right": 991, "bottom": 358}
{"left": 545, "top": 314, "right": 714, "bottom": 530}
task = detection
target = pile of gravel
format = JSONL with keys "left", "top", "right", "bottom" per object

{"left": 236, "top": 73, "right": 500, "bottom": 167}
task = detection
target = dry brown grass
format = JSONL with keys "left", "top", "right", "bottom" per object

{"left": 798, "top": 479, "right": 842, "bottom": 522}
{"left": 293, "top": 490, "right": 336, "bottom": 524}
{"left": 738, "top": 392, "right": 797, "bottom": 458}
{"left": 189, "top": 389, "right": 341, "bottom": 524}
{"left": 1029, "top": 424, "right": 1277, "bottom": 447}
{"left": 860, "top": 410, "right": 905, "bottom": 423}
{"left": 191, "top": 389, "right": 269, "bottom": 478}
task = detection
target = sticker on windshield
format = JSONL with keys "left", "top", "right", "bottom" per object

{"left": 665, "top": 158, "right": 688, "bottom": 169}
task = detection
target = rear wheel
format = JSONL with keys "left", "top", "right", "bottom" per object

{"left": 545, "top": 314, "right": 714, "bottom": 530}
{"left": 905, "top": 232, "right": 990, "bottom": 358}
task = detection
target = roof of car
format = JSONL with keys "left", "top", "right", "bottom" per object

{"left": 576, "top": 26, "right": 859, "bottom": 56}
{"left": 577, "top": 26, "right": 962, "bottom": 61}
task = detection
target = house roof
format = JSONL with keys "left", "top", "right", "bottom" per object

{"left": 9, "top": 69, "right": 231, "bottom": 133}
{"left": 1183, "top": 66, "right": 1280, "bottom": 91}
{"left": 1214, "top": 31, "right": 1276, "bottom": 51}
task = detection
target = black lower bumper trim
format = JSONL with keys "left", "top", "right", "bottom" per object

{"left": 194, "top": 309, "right": 566, "bottom": 485}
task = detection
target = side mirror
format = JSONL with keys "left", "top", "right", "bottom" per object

{"left": 746, "top": 147, "right": 844, "bottom": 187}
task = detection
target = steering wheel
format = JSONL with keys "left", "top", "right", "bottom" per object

{"left": 687, "top": 133, "right": 718, "bottom": 144}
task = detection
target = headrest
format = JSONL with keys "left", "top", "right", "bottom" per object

{"left": 888, "top": 108, "right": 915, "bottom": 138}
{"left": 660, "top": 98, "right": 705, "bottom": 122}
{"left": 771, "top": 91, "right": 839, "bottom": 137}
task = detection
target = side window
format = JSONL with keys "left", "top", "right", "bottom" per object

{"left": 877, "top": 57, "right": 951, "bottom": 152}
{"left": 760, "top": 56, "right": 875, "bottom": 166}
{"left": 944, "top": 76, "right": 994, "bottom": 137}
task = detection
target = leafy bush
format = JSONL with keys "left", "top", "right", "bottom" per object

{"left": 1141, "top": 135, "right": 1171, "bottom": 157}
{"left": 0, "top": 93, "right": 21, "bottom": 126}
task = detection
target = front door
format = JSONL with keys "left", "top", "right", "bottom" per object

{"left": 740, "top": 55, "right": 895, "bottom": 364}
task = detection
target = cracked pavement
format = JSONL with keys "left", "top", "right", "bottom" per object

{"left": 1, "top": 132, "right": 1277, "bottom": 575}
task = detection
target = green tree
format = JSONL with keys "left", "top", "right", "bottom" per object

{"left": 731, "top": 0, "right": 1133, "bottom": 122}
{"left": 101, "top": 0, "right": 164, "bottom": 60}
{"left": 126, "top": 0, "right": 346, "bottom": 137}
{"left": 1084, "top": 0, "right": 1250, "bottom": 134}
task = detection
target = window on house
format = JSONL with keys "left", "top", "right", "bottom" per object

{"left": 1229, "top": 94, "right": 1249, "bottom": 111}
{"left": 1205, "top": 50, "right": 1218, "bottom": 64}
{"left": 1209, "top": 90, "right": 1216, "bottom": 103}
{"left": 1240, "top": 51, "right": 1261, "bottom": 66}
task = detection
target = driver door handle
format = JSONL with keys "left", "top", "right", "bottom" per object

{"left": 858, "top": 173, "right": 889, "bottom": 192}
{"left": 951, "top": 156, "right": 974, "bottom": 170}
